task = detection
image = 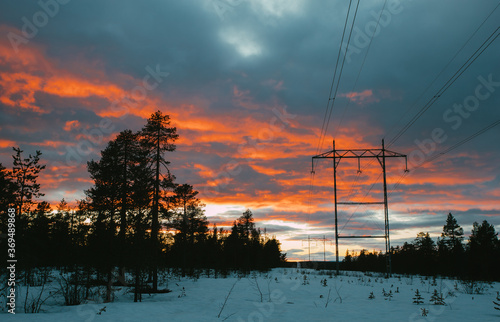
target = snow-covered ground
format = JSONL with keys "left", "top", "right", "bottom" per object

{"left": 2, "top": 268, "right": 500, "bottom": 321}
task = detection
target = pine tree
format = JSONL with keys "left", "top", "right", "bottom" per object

{"left": 11, "top": 147, "right": 46, "bottom": 216}
{"left": 114, "top": 131, "right": 143, "bottom": 246}
{"left": 140, "top": 111, "right": 178, "bottom": 244}
{"left": 430, "top": 289, "right": 445, "bottom": 305}
{"left": 140, "top": 111, "right": 178, "bottom": 290}
{"left": 368, "top": 291, "right": 375, "bottom": 299}
{"left": 8, "top": 148, "right": 45, "bottom": 273}
{"left": 413, "top": 289, "right": 424, "bottom": 304}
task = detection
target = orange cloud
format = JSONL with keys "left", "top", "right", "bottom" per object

{"left": 0, "top": 26, "right": 164, "bottom": 119}
{"left": 36, "top": 140, "right": 70, "bottom": 148}
{"left": 0, "top": 139, "right": 17, "bottom": 149}
{"left": 63, "top": 120, "right": 81, "bottom": 132}
{"left": 193, "top": 163, "right": 216, "bottom": 179}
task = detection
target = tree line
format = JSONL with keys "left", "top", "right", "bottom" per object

{"left": 0, "top": 111, "right": 285, "bottom": 301}
{"left": 343, "top": 213, "right": 500, "bottom": 281}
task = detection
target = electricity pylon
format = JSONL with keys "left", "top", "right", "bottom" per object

{"left": 301, "top": 235, "right": 331, "bottom": 262}
{"left": 312, "top": 139, "right": 408, "bottom": 276}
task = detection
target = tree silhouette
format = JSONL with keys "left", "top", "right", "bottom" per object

{"left": 0, "top": 163, "right": 16, "bottom": 251}
{"left": 169, "top": 184, "right": 207, "bottom": 244}
{"left": 140, "top": 111, "right": 178, "bottom": 290}
{"left": 468, "top": 220, "right": 499, "bottom": 279}
{"left": 169, "top": 184, "right": 208, "bottom": 273}
{"left": 8, "top": 148, "right": 45, "bottom": 274}
{"left": 11, "top": 147, "right": 46, "bottom": 217}
{"left": 0, "top": 162, "right": 16, "bottom": 209}
{"left": 441, "top": 213, "right": 464, "bottom": 247}
{"left": 437, "top": 213, "right": 464, "bottom": 276}
{"left": 27, "top": 201, "right": 51, "bottom": 267}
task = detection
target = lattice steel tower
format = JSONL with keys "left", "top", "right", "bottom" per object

{"left": 312, "top": 139, "right": 408, "bottom": 276}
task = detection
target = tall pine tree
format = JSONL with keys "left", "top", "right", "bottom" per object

{"left": 140, "top": 111, "right": 178, "bottom": 289}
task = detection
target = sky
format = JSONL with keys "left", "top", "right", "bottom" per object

{"left": 1, "top": 0, "right": 499, "bottom": 261}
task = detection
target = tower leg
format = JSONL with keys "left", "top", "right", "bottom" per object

{"left": 382, "top": 139, "right": 391, "bottom": 277}
{"left": 333, "top": 140, "right": 339, "bottom": 274}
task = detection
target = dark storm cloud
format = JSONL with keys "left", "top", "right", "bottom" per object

{"left": 3, "top": 0, "right": 499, "bottom": 141}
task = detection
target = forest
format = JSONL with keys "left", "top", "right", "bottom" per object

{"left": 0, "top": 111, "right": 285, "bottom": 302}
{"left": 343, "top": 213, "right": 500, "bottom": 281}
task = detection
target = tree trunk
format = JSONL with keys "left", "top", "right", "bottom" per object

{"left": 105, "top": 269, "right": 113, "bottom": 303}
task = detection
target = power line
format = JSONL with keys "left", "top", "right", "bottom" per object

{"left": 387, "top": 119, "right": 500, "bottom": 197}
{"left": 309, "top": 3, "right": 500, "bottom": 259}
{"left": 316, "top": 0, "right": 354, "bottom": 155}
{"left": 421, "top": 119, "right": 500, "bottom": 166}
{"left": 334, "top": 0, "right": 388, "bottom": 140}
{"left": 384, "top": 1, "right": 500, "bottom": 143}
{"left": 317, "top": 0, "right": 361, "bottom": 154}
{"left": 342, "top": 3, "right": 500, "bottom": 204}
{"left": 319, "top": 0, "right": 361, "bottom": 153}
{"left": 387, "top": 26, "right": 500, "bottom": 147}
{"left": 310, "top": 0, "right": 358, "bottom": 228}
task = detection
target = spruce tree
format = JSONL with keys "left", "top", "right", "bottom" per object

{"left": 436, "top": 213, "right": 465, "bottom": 276}
{"left": 467, "top": 220, "right": 498, "bottom": 279}
{"left": 430, "top": 289, "right": 445, "bottom": 305}
{"left": 413, "top": 289, "right": 424, "bottom": 304}
{"left": 441, "top": 213, "right": 464, "bottom": 251}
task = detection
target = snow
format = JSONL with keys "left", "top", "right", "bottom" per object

{"left": 2, "top": 268, "right": 500, "bottom": 321}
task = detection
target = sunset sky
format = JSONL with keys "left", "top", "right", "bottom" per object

{"left": 1, "top": 0, "right": 499, "bottom": 260}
